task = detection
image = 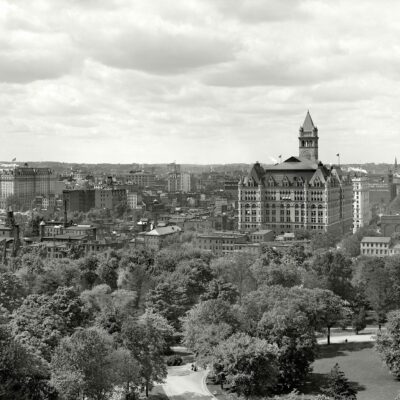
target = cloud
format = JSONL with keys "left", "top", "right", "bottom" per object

{"left": 210, "top": 0, "right": 310, "bottom": 23}
{"left": 1, "top": 0, "right": 400, "bottom": 163}
{"left": 84, "top": 26, "right": 237, "bottom": 75}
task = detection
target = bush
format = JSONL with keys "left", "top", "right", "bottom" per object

{"left": 166, "top": 355, "right": 183, "bottom": 366}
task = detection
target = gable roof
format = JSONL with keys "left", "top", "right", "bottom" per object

{"left": 303, "top": 111, "right": 315, "bottom": 132}
{"left": 266, "top": 156, "right": 318, "bottom": 171}
{"left": 145, "top": 226, "right": 182, "bottom": 236}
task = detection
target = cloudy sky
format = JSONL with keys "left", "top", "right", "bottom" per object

{"left": 1, "top": 0, "right": 400, "bottom": 164}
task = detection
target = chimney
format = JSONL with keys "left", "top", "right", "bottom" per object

{"left": 64, "top": 199, "right": 68, "bottom": 228}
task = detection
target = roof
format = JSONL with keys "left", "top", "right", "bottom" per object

{"left": 361, "top": 236, "right": 391, "bottom": 243}
{"left": 65, "top": 225, "right": 95, "bottom": 231}
{"left": 303, "top": 111, "right": 315, "bottom": 132}
{"left": 250, "top": 230, "right": 273, "bottom": 235}
{"left": 266, "top": 156, "right": 318, "bottom": 171}
{"left": 145, "top": 226, "right": 182, "bottom": 236}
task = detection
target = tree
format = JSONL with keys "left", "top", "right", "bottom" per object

{"left": 323, "top": 363, "right": 357, "bottom": 400}
{"left": 310, "top": 232, "right": 339, "bottom": 251}
{"left": 0, "top": 325, "right": 56, "bottom": 400}
{"left": 78, "top": 254, "right": 100, "bottom": 290}
{"left": 211, "top": 252, "right": 257, "bottom": 302}
{"left": 182, "top": 299, "right": 239, "bottom": 365}
{"left": 355, "top": 257, "right": 396, "bottom": 328}
{"left": 212, "top": 332, "right": 279, "bottom": 397}
{"left": 305, "top": 251, "right": 354, "bottom": 301}
{"left": 11, "top": 286, "right": 86, "bottom": 360}
{"left": 118, "top": 251, "right": 154, "bottom": 310}
{"left": 146, "top": 280, "right": 191, "bottom": 329}
{"left": 310, "top": 289, "right": 346, "bottom": 345}
{"left": 51, "top": 328, "right": 123, "bottom": 400}
{"left": 376, "top": 310, "right": 400, "bottom": 377}
{"left": 200, "top": 278, "right": 239, "bottom": 304}
{"left": 122, "top": 309, "right": 174, "bottom": 397}
{"left": 251, "top": 260, "right": 302, "bottom": 288}
{"left": 257, "top": 305, "right": 317, "bottom": 390}
{"left": 0, "top": 271, "right": 26, "bottom": 313}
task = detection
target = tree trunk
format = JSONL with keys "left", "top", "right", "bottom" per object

{"left": 327, "top": 326, "right": 331, "bottom": 345}
{"left": 146, "top": 381, "right": 149, "bottom": 397}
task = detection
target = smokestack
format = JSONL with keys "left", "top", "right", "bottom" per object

{"left": 64, "top": 199, "right": 68, "bottom": 228}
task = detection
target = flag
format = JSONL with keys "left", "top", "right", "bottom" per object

{"left": 11, "top": 157, "right": 16, "bottom": 162}
{"left": 336, "top": 153, "right": 340, "bottom": 157}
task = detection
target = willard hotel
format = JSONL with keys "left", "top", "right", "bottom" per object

{"left": 238, "top": 112, "right": 353, "bottom": 235}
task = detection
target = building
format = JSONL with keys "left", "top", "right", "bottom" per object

{"left": 360, "top": 236, "right": 391, "bottom": 257}
{"left": 63, "top": 189, "right": 95, "bottom": 212}
{"left": 238, "top": 112, "right": 353, "bottom": 235}
{"left": 0, "top": 165, "right": 55, "bottom": 209}
{"left": 127, "top": 192, "right": 141, "bottom": 210}
{"left": 167, "top": 172, "right": 192, "bottom": 193}
{"left": 129, "top": 171, "right": 156, "bottom": 188}
{"left": 249, "top": 230, "right": 275, "bottom": 243}
{"left": 142, "top": 225, "right": 182, "bottom": 250}
{"left": 368, "top": 173, "right": 396, "bottom": 208}
{"left": 95, "top": 188, "right": 127, "bottom": 209}
{"left": 381, "top": 214, "right": 400, "bottom": 236}
{"left": 195, "top": 231, "right": 248, "bottom": 256}
{"left": 352, "top": 175, "right": 370, "bottom": 233}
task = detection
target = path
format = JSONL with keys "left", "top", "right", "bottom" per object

{"left": 317, "top": 331, "right": 378, "bottom": 345}
{"left": 153, "top": 363, "right": 215, "bottom": 400}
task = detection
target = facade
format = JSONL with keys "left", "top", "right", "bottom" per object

{"left": 352, "top": 175, "right": 370, "bottom": 233}
{"left": 127, "top": 192, "right": 141, "bottom": 210}
{"left": 63, "top": 189, "right": 95, "bottom": 212}
{"left": 95, "top": 188, "right": 127, "bottom": 209}
{"left": 238, "top": 112, "right": 353, "bottom": 235}
{"left": 0, "top": 165, "right": 55, "bottom": 209}
{"left": 129, "top": 171, "right": 156, "bottom": 188}
{"left": 368, "top": 173, "right": 396, "bottom": 207}
{"left": 167, "top": 172, "right": 192, "bottom": 193}
{"left": 360, "top": 236, "right": 391, "bottom": 257}
{"left": 195, "top": 231, "right": 247, "bottom": 255}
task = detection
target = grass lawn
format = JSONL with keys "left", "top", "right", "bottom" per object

{"left": 208, "top": 342, "right": 400, "bottom": 400}
{"left": 302, "top": 341, "right": 400, "bottom": 400}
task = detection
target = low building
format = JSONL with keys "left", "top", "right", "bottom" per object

{"left": 143, "top": 225, "right": 182, "bottom": 250}
{"left": 41, "top": 223, "right": 97, "bottom": 241}
{"left": 195, "top": 231, "right": 247, "bottom": 256}
{"left": 360, "top": 236, "right": 391, "bottom": 257}
{"left": 249, "top": 230, "right": 275, "bottom": 243}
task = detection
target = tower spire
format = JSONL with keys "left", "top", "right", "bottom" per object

{"left": 299, "top": 111, "right": 319, "bottom": 162}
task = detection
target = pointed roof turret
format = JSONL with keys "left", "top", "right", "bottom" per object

{"left": 302, "top": 110, "right": 315, "bottom": 132}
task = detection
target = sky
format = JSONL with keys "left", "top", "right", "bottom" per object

{"left": 1, "top": 0, "right": 400, "bottom": 165}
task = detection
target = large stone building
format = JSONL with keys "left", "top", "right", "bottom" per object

{"left": 238, "top": 112, "right": 353, "bottom": 235}
{"left": 0, "top": 165, "right": 55, "bottom": 209}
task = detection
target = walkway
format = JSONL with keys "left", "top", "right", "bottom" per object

{"left": 154, "top": 363, "right": 215, "bottom": 400}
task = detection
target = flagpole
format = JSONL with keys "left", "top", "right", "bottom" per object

{"left": 336, "top": 153, "right": 340, "bottom": 166}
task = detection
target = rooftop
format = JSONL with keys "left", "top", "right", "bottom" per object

{"left": 145, "top": 226, "right": 182, "bottom": 236}
{"left": 361, "top": 236, "right": 391, "bottom": 243}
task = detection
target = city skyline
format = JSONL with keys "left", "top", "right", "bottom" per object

{"left": 2, "top": 0, "right": 400, "bottom": 164}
